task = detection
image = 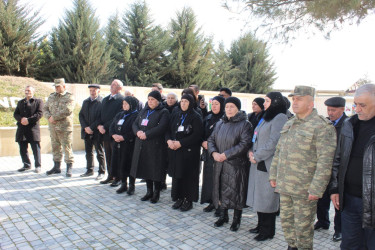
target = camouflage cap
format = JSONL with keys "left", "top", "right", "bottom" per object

{"left": 288, "top": 85, "right": 315, "bottom": 97}
{"left": 54, "top": 78, "right": 65, "bottom": 86}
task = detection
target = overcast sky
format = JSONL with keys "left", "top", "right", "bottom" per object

{"left": 24, "top": 0, "right": 375, "bottom": 91}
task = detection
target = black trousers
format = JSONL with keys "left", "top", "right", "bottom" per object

{"left": 84, "top": 135, "right": 106, "bottom": 174}
{"left": 18, "top": 141, "right": 41, "bottom": 168}
{"left": 258, "top": 212, "right": 277, "bottom": 236}
{"left": 103, "top": 138, "right": 114, "bottom": 177}
{"left": 317, "top": 186, "right": 341, "bottom": 232}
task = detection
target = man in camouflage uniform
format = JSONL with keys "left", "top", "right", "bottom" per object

{"left": 44, "top": 78, "right": 75, "bottom": 177}
{"left": 269, "top": 86, "right": 337, "bottom": 250}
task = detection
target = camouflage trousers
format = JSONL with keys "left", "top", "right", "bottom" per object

{"left": 50, "top": 128, "right": 74, "bottom": 164}
{"left": 280, "top": 194, "right": 318, "bottom": 250}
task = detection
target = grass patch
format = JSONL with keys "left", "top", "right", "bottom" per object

{"left": 0, "top": 75, "right": 80, "bottom": 127}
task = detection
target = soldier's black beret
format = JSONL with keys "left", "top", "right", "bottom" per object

{"left": 324, "top": 97, "right": 346, "bottom": 107}
{"left": 88, "top": 84, "right": 100, "bottom": 89}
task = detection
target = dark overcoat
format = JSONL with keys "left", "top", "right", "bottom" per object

{"left": 99, "top": 94, "right": 124, "bottom": 141}
{"left": 130, "top": 103, "right": 169, "bottom": 181}
{"left": 79, "top": 96, "right": 103, "bottom": 139}
{"left": 14, "top": 98, "right": 43, "bottom": 142}
{"left": 207, "top": 111, "right": 252, "bottom": 210}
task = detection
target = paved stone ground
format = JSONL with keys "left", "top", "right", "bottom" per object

{"left": 0, "top": 151, "right": 340, "bottom": 249}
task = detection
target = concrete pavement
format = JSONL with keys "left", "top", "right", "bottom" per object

{"left": 0, "top": 152, "right": 340, "bottom": 249}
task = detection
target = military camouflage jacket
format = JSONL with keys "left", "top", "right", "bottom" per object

{"left": 269, "top": 109, "right": 336, "bottom": 198}
{"left": 43, "top": 91, "right": 75, "bottom": 131}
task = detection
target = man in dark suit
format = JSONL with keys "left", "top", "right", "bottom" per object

{"left": 97, "top": 79, "right": 124, "bottom": 184}
{"left": 314, "top": 97, "right": 347, "bottom": 242}
{"left": 14, "top": 86, "right": 44, "bottom": 173}
{"left": 79, "top": 84, "right": 106, "bottom": 179}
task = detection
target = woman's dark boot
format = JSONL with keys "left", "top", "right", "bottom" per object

{"left": 116, "top": 180, "right": 128, "bottom": 194}
{"left": 127, "top": 176, "right": 135, "bottom": 195}
{"left": 141, "top": 180, "right": 153, "bottom": 201}
{"left": 180, "top": 200, "right": 193, "bottom": 212}
{"left": 230, "top": 209, "right": 242, "bottom": 231}
{"left": 214, "top": 209, "right": 229, "bottom": 227}
{"left": 249, "top": 212, "right": 261, "bottom": 233}
{"left": 203, "top": 203, "right": 215, "bottom": 212}
{"left": 172, "top": 199, "right": 184, "bottom": 209}
{"left": 214, "top": 208, "right": 221, "bottom": 217}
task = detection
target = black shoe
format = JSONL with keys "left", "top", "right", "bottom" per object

{"left": 230, "top": 209, "right": 242, "bottom": 231}
{"left": 127, "top": 185, "right": 135, "bottom": 195}
{"left": 254, "top": 234, "right": 274, "bottom": 241}
{"left": 287, "top": 246, "right": 298, "bottom": 250}
{"left": 314, "top": 222, "right": 329, "bottom": 230}
{"left": 34, "top": 167, "right": 41, "bottom": 173}
{"left": 80, "top": 171, "right": 94, "bottom": 177}
{"left": 18, "top": 166, "right": 31, "bottom": 172}
{"left": 46, "top": 162, "right": 61, "bottom": 175}
{"left": 150, "top": 189, "right": 160, "bottom": 204}
{"left": 249, "top": 226, "right": 260, "bottom": 234}
{"left": 100, "top": 177, "right": 114, "bottom": 184}
{"left": 141, "top": 191, "right": 153, "bottom": 201}
{"left": 172, "top": 199, "right": 184, "bottom": 209}
{"left": 203, "top": 203, "right": 215, "bottom": 212}
{"left": 140, "top": 179, "right": 146, "bottom": 183}
{"left": 332, "top": 231, "right": 342, "bottom": 242}
{"left": 66, "top": 163, "right": 73, "bottom": 177}
{"left": 110, "top": 180, "right": 121, "bottom": 187}
{"left": 180, "top": 200, "right": 192, "bottom": 212}
{"left": 214, "top": 208, "right": 221, "bottom": 217}
{"left": 116, "top": 182, "right": 128, "bottom": 194}
{"left": 96, "top": 173, "right": 104, "bottom": 180}
{"left": 214, "top": 209, "right": 229, "bottom": 227}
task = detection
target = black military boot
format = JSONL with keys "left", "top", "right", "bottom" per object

{"left": 127, "top": 176, "right": 135, "bottom": 195}
{"left": 46, "top": 162, "right": 61, "bottom": 175}
{"left": 66, "top": 163, "right": 73, "bottom": 177}
{"left": 214, "top": 209, "right": 229, "bottom": 227}
{"left": 116, "top": 180, "right": 128, "bottom": 194}
{"left": 141, "top": 180, "right": 153, "bottom": 201}
{"left": 230, "top": 209, "right": 242, "bottom": 232}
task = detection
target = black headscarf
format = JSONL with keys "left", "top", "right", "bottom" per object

{"left": 211, "top": 95, "right": 225, "bottom": 119}
{"left": 262, "top": 92, "right": 287, "bottom": 121}
{"left": 123, "top": 96, "right": 139, "bottom": 114}
{"left": 180, "top": 94, "right": 195, "bottom": 114}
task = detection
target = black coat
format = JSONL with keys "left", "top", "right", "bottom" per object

{"left": 109, "top": 110, "right": 138, "bottom": 178}
{"left": 200, "top": 112, "right": 223, "bottom": 204}
{"left": 79, "top": 96, "right": 103, "bottom": 139}
{"left": 329, "top": 114, "right": 375, "bottom": 229}
{"left": 99, "top": 94, "right": 124, "bottom": 140}
{"left": 166, "top": 107, "right": 203, "bottom": 178}
{"left": 207, "top": 111, "right": 252, "bottom": 209}
{"left": 14, "top": 98, "right": 43, "bottom": 142}
{"left": 130, "top": 103, "right": 170, "bottom": 181}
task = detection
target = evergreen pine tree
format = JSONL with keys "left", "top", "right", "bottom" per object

{"left": 50, "top": 0, "right": 111, "bottom": 83}
{"left": 0, "top": 0, "right": 44, "bottom": 76}
{"left": 122, "top": 2, "right": 170, "bottom": 86}
{"left": 211, "top": 42, "right": 237, "bottom": 90}
{"left": 229, "top": 33, "right": 276, "bottom": 94}
{"left": 105, "top": 13, "right": 124, "bottom": 81}
{"left": 163, "top": 7, "right": 214, "bottom": 89}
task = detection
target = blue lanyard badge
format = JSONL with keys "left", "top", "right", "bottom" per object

{"left": 252, "top": 118, "right": 264, "bottom": 143}
{"left": 178, "top": 114, "right": 187, "bottom": 132}
{"left": 118, "top": 110, "right": 137, "bottom": 125}
{"left": 141, "top": 109, "right": 155, "bottom": 126}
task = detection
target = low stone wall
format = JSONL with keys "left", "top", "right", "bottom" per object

{"left": 0, "top": 125, "right": 84, "bottom": 157}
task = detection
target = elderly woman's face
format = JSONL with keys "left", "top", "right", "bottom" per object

{"left": 167, "top": 94, "right": 177, "bottom": 106}
{"left": 148, "top": 96, "right": 159, "bottom": 109}
{"left": 123, "top": 100, "right": 130, "bottom": 111}
{"left": 180, "top": 99, "right": 190, "bottom": 111}
{"left": 211, "top": 100, "right": 221, "bottom": 115}
{"left": 225, "top": 103, "right": 239, "bottom": 118}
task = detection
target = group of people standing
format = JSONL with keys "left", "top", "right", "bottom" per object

{"left": 14, "top": 78, "right": 375, "bottom": 250}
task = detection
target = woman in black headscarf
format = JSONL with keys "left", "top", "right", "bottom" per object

{"left": 166, "top": 94, "right": 203, "bottom": 212}
{"left": 130, "top": 91, "right": 170, "bottom": 203}
{"left": 109, "top": 96, "right": 139, "bottom": 195}
{"left": 200, "top": 96, "right": 225, "bottom": 213}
